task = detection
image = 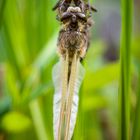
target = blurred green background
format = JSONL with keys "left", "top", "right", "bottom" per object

{"left": 0, "top": 0, "right": 139, "bottom": 140}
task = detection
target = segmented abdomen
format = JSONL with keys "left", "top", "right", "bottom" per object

{"left": 57, "top": 30, "right": 88, "bottom": 60}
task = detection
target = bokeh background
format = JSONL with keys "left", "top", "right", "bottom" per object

{"left": 0, "top": 0, "right": 139, "bottom": 140}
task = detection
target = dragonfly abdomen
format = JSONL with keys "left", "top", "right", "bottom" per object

{"left": 57, "top": 29, "right": 88, "bottom": 62}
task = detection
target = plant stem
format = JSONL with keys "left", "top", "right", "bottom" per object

{"left": 132, "top": 65, "right": 140, "bottom": 140}
{"left": 29, "top": 99, "right": 48, "bottom": 140}
{"left": 119, "top": 0, "right": 133, "bottom": 139}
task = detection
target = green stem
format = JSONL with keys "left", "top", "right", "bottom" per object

{"left": 119, "top": 0, "right": 133, "bottom": 139}
{"left": 132, "top": 65, "right": 140, "bottom": 140}
{"left": 29, "top": 100, "right": 48, "bottom": 140}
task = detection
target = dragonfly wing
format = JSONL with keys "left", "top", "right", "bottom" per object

{"left": 74, "top": 61, "right": 85, "bottom": 95}
{"left": 67, "top": 61, "right": 85, "bottom": 140}
{"left": 52, "top": 61, "right": 62, "bottom": 140}
{"left": 52, "top": 60, "right": 85, "bottom": 140}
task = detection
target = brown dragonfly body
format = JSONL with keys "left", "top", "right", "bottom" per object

{"left": 52, "top": 1, "right": 96, "bottom": 140}
{"left": 54, "top": 0, "right": 96, "bottom": 62}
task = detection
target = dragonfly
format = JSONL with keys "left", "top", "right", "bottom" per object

{"left": 52, "top": 0, "right": 97, "bottom": 139}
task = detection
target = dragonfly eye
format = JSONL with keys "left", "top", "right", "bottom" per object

{"left": 60, "top": 12, "right": 72, "bottom": 21}
{"left": 76, "top": 13, "right": 87, "bottom": 21}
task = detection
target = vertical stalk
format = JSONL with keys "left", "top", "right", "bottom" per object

{"left": 132, "top": 65, "right": 140, "bottom": 140}
{"left": 29, "top": 100, "right": 48, "bottom": 140}
{"left": 119, "top": 0, "right": 133, "bottom": 139}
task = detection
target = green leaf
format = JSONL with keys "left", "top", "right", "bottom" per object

{"left": 29, "top": 100, "right": 49, "bottom": 140}
{"left": 0, "top": 96, "right": 11, "bottom": 116}
{"left": 83, "top": 95, "right": 108, "bottom": 111}
{"left": 1, "top": 111, "right": 31, "bottom": 133}
{"left": 23, "top": 83, "right": 52, "bottom": 104}
{"left": 0, "top": 0, "right": 6, "bottom": 29}
{"left": 84, "top": 62, "right": 119, "bottom": 91}
{"left": 119, "top": 0, "right": 133, "bottom": 139}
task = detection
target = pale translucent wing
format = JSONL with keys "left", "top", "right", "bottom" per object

{"left": 66, "top": 60, "right": 85, "bottom": 140}
{"left": 52, "top": 61, "right": 62, "bottom": 140}
{"left": 74, "top": 61, "right": 85, "bottom": 95}
{"left": 52, "top": 60, "right": 85, "bottom": 140}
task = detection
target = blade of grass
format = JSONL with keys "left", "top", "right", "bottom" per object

{"left": 29, "top": 100, "right": 49, "bottom": 140}
{"left": 4, "top": 0, "right": 29, "bottom": 68}
{"left": 1, "top": 0, "right": 58, "bottom": 139}
{"left": 21, "top": 33, "right": 57, "bottom": 101}
{"left": 22, "top": 34, "right": 57, "bottom": 140}
{"left": 0, "top": 0, "right": 6, "bottom": 29}
{"left": 132, "top": 65, "right": 140, "bottom": 140}
{"left": 119, "top": 0, "right": 133, "bottom": 139}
